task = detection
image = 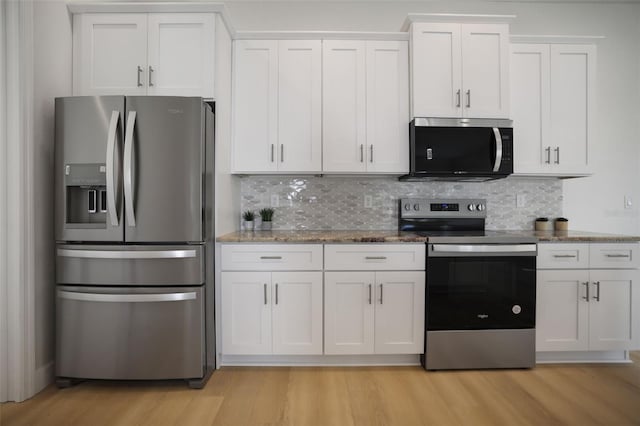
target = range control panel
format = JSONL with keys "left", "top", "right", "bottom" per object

{"left": 399, "top": 198, "right": 487, "bottom": 219}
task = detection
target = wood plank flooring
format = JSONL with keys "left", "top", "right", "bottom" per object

{"left": 2, "top": 353, "right": 640, "bottom": 426}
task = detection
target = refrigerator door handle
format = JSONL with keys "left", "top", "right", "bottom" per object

{"left": 106, "top": 110, "right": 120, "bottom": 227}
{"left": 124, "top": 111, "right": 137, "bottom": 227}
{"left": 57, "top": 248, "right": 197, "bottom": 259}
{"left": 58, "top": 290, "right": 197, "bottom": 303}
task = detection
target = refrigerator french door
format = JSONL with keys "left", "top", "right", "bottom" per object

{"left": 54, "top": 96, "right": 214, "bottom": 387}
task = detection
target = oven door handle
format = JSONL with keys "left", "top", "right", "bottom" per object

{"left": 430, "top": 244, "right": 537, "bottom": 256}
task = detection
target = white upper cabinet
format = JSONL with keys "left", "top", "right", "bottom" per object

{"left": 323, "top": 40, "right": 409, "bottom": 174}
{"left": 73, "top": 13, "right": 215, "bottom": 97}
{"left": 411, "top": 22, "right": 510, "bottom": 119}
{"left": 74, "top": 14, "right": 148, "bottom": 95}
{"left": 232, "top": 40, "right": 322, "bottom": 173}
{"left": 510, "top": 42, "right": 596, "bottom": 176}
{"left": 146, "top": 14, "right": 215, "bottom": 97}
{"left": 232, "top": 40, "right": 279, "bottom": 173}
{"left": 277, "top": 40, "right": 323, "bottom": 173}
{"left": 322, "top": 40, "right": 368, "bottom": 173}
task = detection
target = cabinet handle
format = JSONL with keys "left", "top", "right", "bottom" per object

{"left": 360, "top": 144, "right": 364, "bottom": 163}
{"left": 593, "top": 281, "right": 600, "bottom": 302}
{"left": 554, "top": 147, "right": 560, "bottom": 164}
{"left": 456, "top": 89, "right": 461, "bottom": 107}
{"left": 260, "top": 256, "right": 282, "bottom": 260}
{"left": 466, "top": 90, "right": 471, "bottom": 108}
{"left": 275, "top": 283, "right": 279, "bottom": 305}
{"left": 553, "top": 254, "right": 577, "bottom": 258}
{"left": 148, "top": 66, "right": 154, "bottom": 87}
{"left": 365, "top": 256, "right": 387, "bottom": 260}
{"left": 545, "top": 147, "right": 551, "bottom": 164}
{"left": 605, "top": 254, "right": 630, "bottom": 258}
{"left": 137, "top": 66, "right": 144, "bottom": 87}
{"left": 271, "top": 144, "right": 274, "bottom": 162}
{"left": 264, "top": 283, "right": 267, "bottom": 305}
{"left": 368, "top": 284, "right": 372, "bottom": 305}
{"left": 582, "top": 282, "right": 589, "bottom": 301}
{"left": 280, "top": 144, "right": 284, "bottom": 163}
{"left": 379, "top": 284, "right": 383, "bottom": 304}
{"left": 370, "top": 145, "right": 373, "bottom": 163}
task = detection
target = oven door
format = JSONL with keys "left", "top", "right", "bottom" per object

{"left": 426, "top": 243, "right": 536, "bottom": 331}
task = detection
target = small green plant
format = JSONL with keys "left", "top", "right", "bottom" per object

{"left": 259, "top": 207, "right": 275, "bottom": 222}
{"left": 242, "top": 210, "right": 255, "bottom": 221}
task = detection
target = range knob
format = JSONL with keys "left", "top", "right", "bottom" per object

{"left": 476, "top": 204, "right": 485, "bottom": 211}
{"left": 404, "top": 203, "right": 411, "bottom": 211}
{"left": 413, "top": 204, "right": 420, "bottom": 211}
{"left": 467, "top": 204, "right": 476, "bottom": 211}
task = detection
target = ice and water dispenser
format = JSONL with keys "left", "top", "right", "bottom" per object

{"left": 64, "top": 163, "right": 108, "bottom": 227}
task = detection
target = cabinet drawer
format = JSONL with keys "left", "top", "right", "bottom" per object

{"left": 590, "top": 243, "right": 640, "bottom": 269}
{"left": 537, "top": 243, "right": 589, "bottom": 269}
{"left": 324, "top": 244, "right": 425, "bottom": 271}
{"left": 221, "top": 244, "right": 323, "bottom": 271}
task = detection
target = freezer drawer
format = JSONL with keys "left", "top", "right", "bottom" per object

{"left": 56, "top": 285, "right": 204, "bottom": 380}
{"left": 56, "top": 244, "right": 204, "bottom": 286}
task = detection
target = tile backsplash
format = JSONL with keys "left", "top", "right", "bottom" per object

{"left": 240, "top": 176, "right": 562, "bottom": 231}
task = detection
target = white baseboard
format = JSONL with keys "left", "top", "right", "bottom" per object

{"left": 221, "top": 354, "right": 421, "bottom": 367}
{"left": 34, "top": 361, "right": 54, "bottom": 394}
{"left": 536, "top": 350, "right": 631, "bottom": 364}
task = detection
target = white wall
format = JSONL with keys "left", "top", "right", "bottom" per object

{"left": 32, "top": 0, "right": 72, "bottom": 388}
{"left": 224, "top": 0, "right": 640, "bottom": 234}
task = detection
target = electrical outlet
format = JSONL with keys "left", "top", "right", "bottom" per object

{"left": 516, "top": 194, "right": 526, "bottom": 208}
{"left": 625, "top": 195, "right": 633, "bottom": 209}
{"left": 364, "top": 195, "right": 373, "bottom": 208}
{"left": 270, "top": 194, "right": 279, "bottom": 208}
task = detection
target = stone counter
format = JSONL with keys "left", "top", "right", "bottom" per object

{"left": 217, "top": 229, "right": 640, "bottom": 243}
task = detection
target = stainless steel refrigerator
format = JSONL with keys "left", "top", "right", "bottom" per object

{"left": 54, "top": 96, "right": 214, "bottom": 388}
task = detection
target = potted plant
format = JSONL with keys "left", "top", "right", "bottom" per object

{"left": 259, "top": 207, "right": 275, "bottom": 230}
{"left": 242, "top": 210, "right": 255, "bottom": 231}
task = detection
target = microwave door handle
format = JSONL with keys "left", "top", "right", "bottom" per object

{"left": 492, "top": 127, "right": 503, "bottom": 172}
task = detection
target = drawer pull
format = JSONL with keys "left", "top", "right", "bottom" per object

{"left": 260, "top": 256, "right": 283, "bottom": 260}
{"left": 605, "top": 254, "right": 630, "bottom": 258}
{"left": 365, "top": 256, "right": 387, "bottom": 260}
{"left": 553, "top": 254, "right": 577, "bottom": 258}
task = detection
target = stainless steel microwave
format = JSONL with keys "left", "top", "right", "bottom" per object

{"left": 400, "top": 118, "right": 513, "bottom": 182}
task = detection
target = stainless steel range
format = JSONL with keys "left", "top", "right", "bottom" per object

{"left": 399, "top": 198, "right": 537, "bottom": 370}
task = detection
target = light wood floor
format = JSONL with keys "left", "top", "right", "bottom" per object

{"left": 3, "top": 353, "right": 640, "bottom": 426}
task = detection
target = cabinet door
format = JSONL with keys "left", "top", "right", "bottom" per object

{"left": 324, "top": 271, "right": 375, "bottom": 354}
{"left": 365, "top": 41, "right": 409, "bottom": 174}
{"left": 461, "top": 24, "right": 510, "bottom": 118}
{"left": 74, "top": 14, "right": 147, "bottom": 96}
{"left": 410, "top": 23, "right": 462, "bottom": 118}
{"left": 221, "top": 272, "right": 272, "bottom": 355}
{"left": 588, "top": 270, "right": 640, "bottom": 351}
{"left": 510, "top": 44, "right": 551, "bottom": 174}
{"left": 277, "top": 40, "right": 322, "bottom": 173}
{"left": 549, "top": 44, "right": 596, "bottom": 174}
{"left": 272, "top": 272, "right": 323, "bottom": 355}
{"left": 536, "top": 270, "right": 589, "bottom": 351}
{"left": 374, "top": 271, "right": 425, "bottom": 354}
{"left": 322, "top": 40, "right": 367, "bottom": 172}
{"left": 232, "top": 40, "right": 278, "bottom": 172}
{"left": 147, "top": 14, "right": 215, "bottom": 97}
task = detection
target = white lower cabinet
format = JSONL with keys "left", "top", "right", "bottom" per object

{"left": 536, "top": 243, "right": 640, "bottom": 352}
{"left": 221, "top": 271, "right": 323, "bottom": 355}
{"left": 324, "top": 271, "right": 425, "bottom": 355}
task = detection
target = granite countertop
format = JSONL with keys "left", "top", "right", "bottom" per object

{"left": 217, "top": 229, "right": 640, "bottom": 243}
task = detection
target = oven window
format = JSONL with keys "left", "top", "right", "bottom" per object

{"left": 427, "top": 256, "right": 536, "bottom": 330}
